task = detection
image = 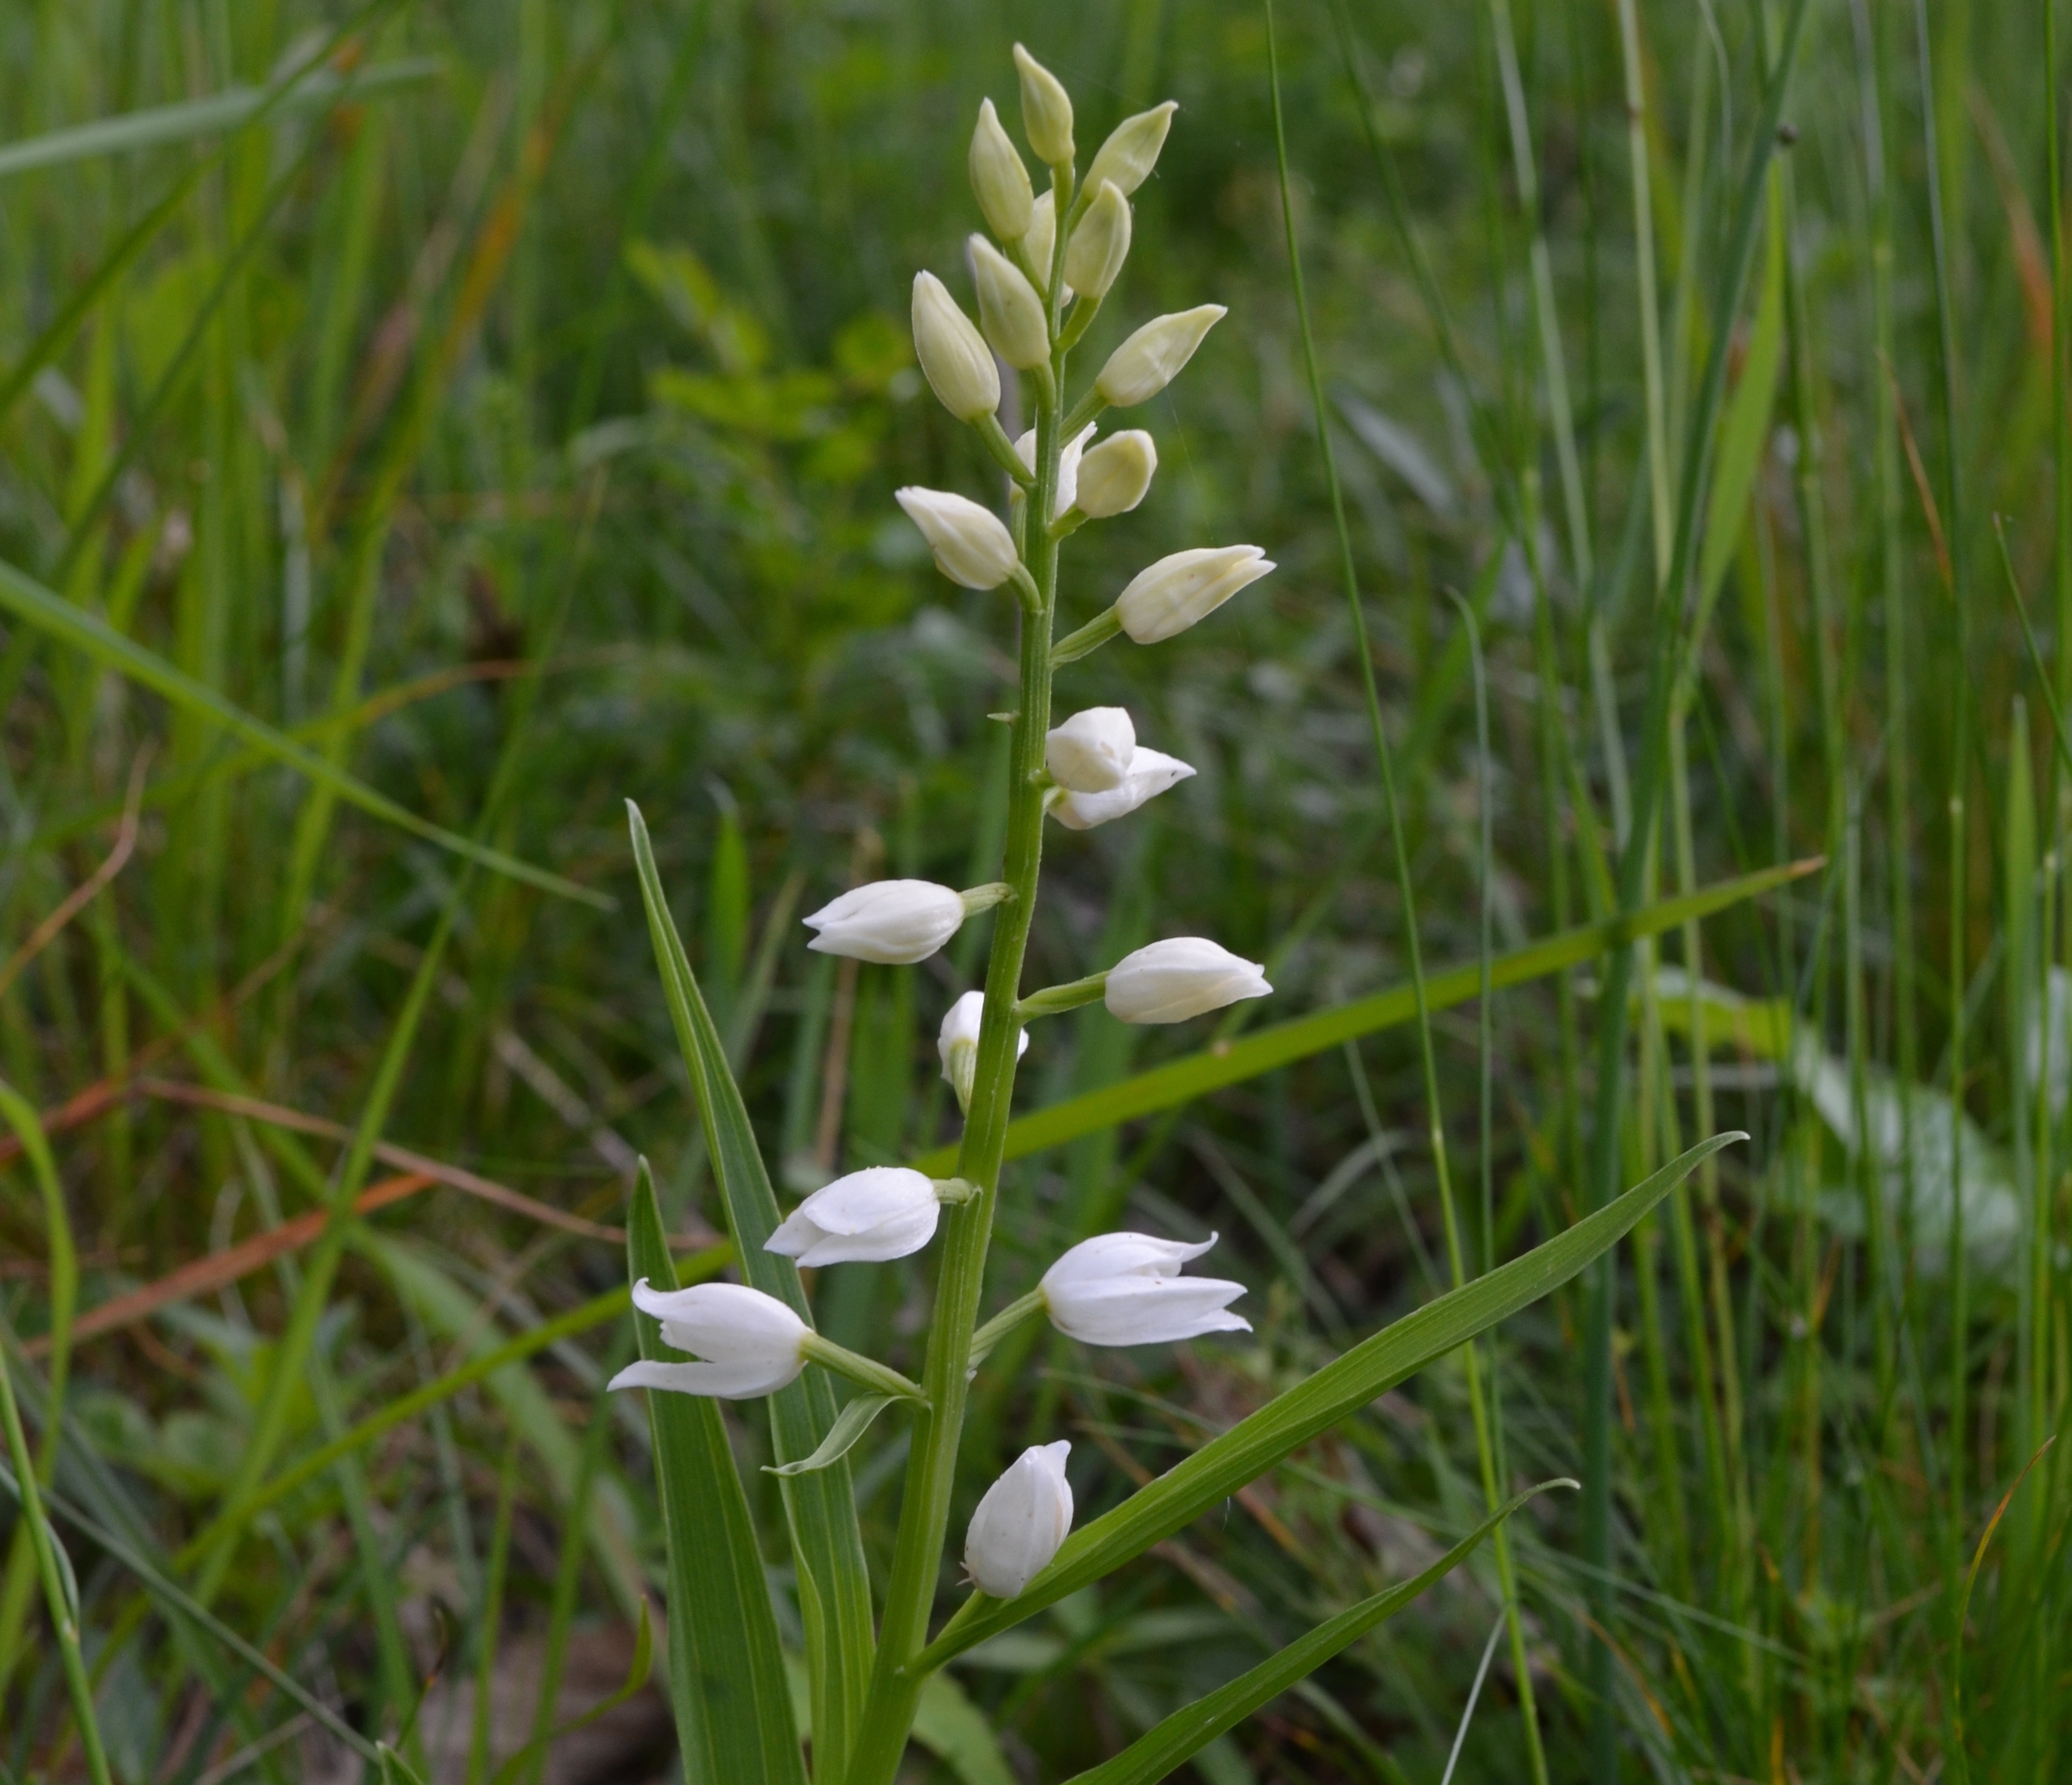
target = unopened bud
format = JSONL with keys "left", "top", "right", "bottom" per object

{"left": 1046, "top": 706, "right": 1135, "bottom": 792}
{"left": 1115, "top": 544, "right": 1273, "bottom": 642}
{"left": 1086, "top": 102, "right": 1178, "bottom": 196}
{"left": 1024, "top": 191, "right": 1064, "bottom": 293}
{"left": 1064, "top": 181, "right": 1131, "bottom": 301}
{"left": 1094, "top": 305, "right": 1226, "bottom": 408}
{"left": 1013, "top": 43, "right": 1074, "bottom": 167}
{"left": 1074, "top": 430, "right": 1156, "bottom": 517}
{"left": 913, "top": 271, "right": 1000, "bottom": 422}
{"left": 1104, "top": 938, "right": 1271, "bottom": 1024}
{"left": 971, "top": 98, "right": 1034, "bottom": 242}
{"left": 896, "top": 487, "right": 1021, "bottom": 590}
{"left": 805, "top": 878, "right": 967, "bottom": 964}
{"left": 965, "top": 1442, "right": 1073, "bottom": 1598}
{"left": 937, "top": 989, "right": 1029, "bottom": 1112}
{"left": 971, "top": 236, "right": 1049, "bottom": 370}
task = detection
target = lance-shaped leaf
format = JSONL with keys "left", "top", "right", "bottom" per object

{"left": 627, "top": 801, "right": 874, "bottom": 1778}
{"left": 766, "top": 1395, "right": 901, "bottom": 1479}
{"left": 920, "top": 1134, "right": 1741, "bottom": 1666}
{"left": 1063, "top": 1484, "right": 1566, "bottom": 1785}
{"left": 627, "top": 1164, "right": 805, "bottom": 1784}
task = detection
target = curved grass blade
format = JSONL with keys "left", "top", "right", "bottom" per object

{"left": 626, "top": 1163, "right": 806, "bottom": 1785}
{"left": 766, "top": 1396, "right": 898, "bottom": 1479}
{"left": 0, "top": 558, "right": 608, "bottom": 907}
{"left": 920, "top": 1134, "right": 1742, "bottom": 1668}
{"left": 913, "top": 861, "right": 1813, "bottom": 1174}
{"left": 1062, "top": 1484, "right": 1569, "bottom": 1785}
{"left": 488, "top": 1600, "right": 654, "bottom": 1785}
{"left": 627, "top": 800, "right": 874, "bottom": 1777}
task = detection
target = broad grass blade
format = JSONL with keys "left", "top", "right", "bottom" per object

{"left": 1061, "top": 1485, "right": 1565, "bottom": 1785}
{"left": 913, "top": 863, "right": 1810, "bottom": 1173}
{"left": 626, "top": 1163, "right": 806, "bottom": 1785}
{"left": 627, "top": 801, "right": 874, "bottom": 1777}
{"left": 920, "top": 1134, "right": 1741, "bottom": 1666}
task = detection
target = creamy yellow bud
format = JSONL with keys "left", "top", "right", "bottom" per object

{"left": 1013, "top": 43, "right": 1074, "bottom": 167}
{"left": 970, "top": 98, "right": 1034, "bottom": 242}
{"left": 1063, "top": 180, "right": 1131, "bottom": 300}
{"left": 969, "top": 235, "right": 1049, "bottom": 371}
{"left": 1086, "top": 102, "right": 1178, "bottom": 196}
{"left": 1094, "top": 304, "right": 1226, "bottom": 408}
{"left": 912, "top": 271, "right": 1000, "bottom": 422}
{"left": 1024, "top": 190, "right": 1067, "bottom": 296}
{"left": 1074, "top": 430, "right": 1157, "bottom": 517}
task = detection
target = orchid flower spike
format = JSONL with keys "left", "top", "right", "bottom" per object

{"left": 1050, "top": 747, "right": 1194, "bottom": 831}
{"left": 609, "top": 1280, "right": 808, "bottom": 1400}
{"left": 1040, "top": 1232, "right": 1250, "bottom": 1346}
{"left": 965, "top": 1440, "right": 1073, "bottom": 1598}
{"left": 1104, "top": 937, "right": 1271, "bottom": 1023}
{"left": 1014, "top": 422, "right": 1097, "bottom": 524}
{"left": 805, "top": 879, "right": 973, "bottom": 965}
{"left": 767, "top": 1166, "right": 942, "bottom": 1265}
{"left": 938, "top": 989, "right": 1028, "bottom": 1111}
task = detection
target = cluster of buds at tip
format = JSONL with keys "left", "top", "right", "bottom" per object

{"left": 938, "top": 989, "right": 1029, "bottom": 1112}
{"left": 965, "top": 1440, "right": 1073, "bottom": 1598}
{"left": 803, "top": 878, "right": 1010, "bottom": 965}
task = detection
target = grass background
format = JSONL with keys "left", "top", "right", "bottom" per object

{"left": 1, "top": 0, "right": 2068, "bottom": 1778}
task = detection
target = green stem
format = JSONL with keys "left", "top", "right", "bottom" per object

{"left": 1051, "top": 607, "right": 1121, "bottom": 667}
{"left": 1015, "top": 974, "right": 1107, "bottom": 1021}
{"left": 801, "top": 1336, "right": 928, "bottom": 1404}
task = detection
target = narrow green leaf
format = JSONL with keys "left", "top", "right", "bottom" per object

{"left": 766, "top": 1395, "right": 898, "bottom": 1478}
{"left": 627, "top": 801, "right": 874, "bottom": 1778}
{"left": 1697, "top": 206, "right": 1786, "bottom": 606}
{"left": 919, "top": 1134, "right": 1742, "bottom": 1667}
{"left": 1063, "top": 1485, "right": 1566, "bottom": 1785}
{"left": 914, "top": 861, "right": 1812, "bottom": 1174}
{"left": 627, "top": 1163, "right": 806, "bottom": 1785}
{"left": 0, "top": 558, "right": 609, "bottom": 908}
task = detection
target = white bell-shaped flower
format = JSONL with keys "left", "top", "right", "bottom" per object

{"left": 1013, "top": 43, "right": 1074, "bottom": 165}
{"left": 1095, "top": 305, "right": 1226, "bottom": 408}
{"left": 1040, "top": 1232, "right": 1250, "bottom": 1346}
{"left": 1045, "top": 706, "right": 1135, "bottom": 792}
{"left": 938, "top": 989, "right": 1029, "bottom": 1110}
{"left": 767, "top": 1166, "right": 941, "bottom": 1265}
{"left": 1014, "top": 422, "right": 1097, "bottom": 523}
{"left": 1085, "top": 102, "right": 1178, "bottom": 198}
{"left": 970, "top": 97, "right": 1034, "bottom": 242}
{"left": 1114, "top": 544, "right": 1273, "bottom": 643}
{"left": 1073, "top": 431, "right": 1157, "bottom": 518}
{"left": 964, "top": 1440, "right": 1073, "bottom": 1597}
{"left": 1051, "top": 747, "right": 1194, "bottom": 831}
{"left": 805, "top": 878, "right": 966, "bottom": 965}
{"left": 911, "top": 272, "right": 1000, "bottom": 423}
{"left": 609, "top": 1280, "right": 809, "bottom": 1400}
{"left": 895, "top": 488, "right": 1021, "bottom": 590}
{"left": 1104, "top": 937, "right": 1271, "bottom": 1023}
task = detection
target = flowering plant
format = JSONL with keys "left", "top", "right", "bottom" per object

{"left": 612, "top": 46, "right": 1735, "bottom": 1783}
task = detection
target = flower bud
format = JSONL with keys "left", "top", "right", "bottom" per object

{"left": 912, "top": 271, "right": 1000, "bottom": 422}
{"left": 1013, "top": 421, "right": 1097, "bottom": 522}
{"left": 1072, "top": 430, "right": 1156, "bottom": 517}
{"left": 767, "top": 1166, "right": 941, "bottom": 1265}
{"left": 1013, "top": 43, "right": 1074, "bottom": 167}
{"left": 970, "top": 98, "right": 1034, "bottom": 242}
{"left": 804, "top": 878, "right": 966, "bottom": 964}
{"left": 965, "top": 1441, "right": 1073, "bottom": 1598}
{"left": 895, "top": 487, "right": 1021, "bottom": 590}
{"left": 1063, "top": 180, "right": 1131, "bottom": 301}
{"left": 1104, "top": 937, "right": 1271, "bottom": 1024}
{"left": 1094, "top": 304, "right": 1227, "bottom": 408}
{"left": 1051, "top": 747, "right": 1194, "bottom": 831}
{"left": 970, "top": 236, "right": 1049, "bottom": 370}
{"left": 609, "top": 1280, "right": 809, "bottom": 1400}
{"left": 1045, "top": 706, "right": 1135, "bottom": 792}
{"left": 938, "top": 989, "right": 1030, "bottom": 1110}
{"left": 1040, "top": 1232, "right": 1250, "bottom": 1346}
{"left": 1024, "top": 190, "right": 1063, "bottom": 292}
{"left": 1114, "top": 544, "right": 1273, "bottom": 643}
{"left": 1085, "top": 102, "right": 1178, "bottom": 196}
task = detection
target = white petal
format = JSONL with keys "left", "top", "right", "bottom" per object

{"left": 608, "top": 1355, "right": 805, "bottom": 1400}
{"left": 1051, "top": 748, "right": 1194, "bottom": 830}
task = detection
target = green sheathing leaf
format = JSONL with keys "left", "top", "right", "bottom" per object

{"left": 1062, "top": 1487, "right": 1558, "bottom": 1785}
{"left": 627, "top": 1164, "right": 806, "bottom": 1784}
{"left": 627, "top": 801, "right": 874, "bottom": 1779}
{"left": 921, "top": 1134, "right": 1740, "bottom": 1666}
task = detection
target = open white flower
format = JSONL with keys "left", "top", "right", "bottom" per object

{"left": 767, "top": 1167, "right": 941, "bottom": 1265}
{"left": 1040, "top": 1233, "right": 1250, "bottom": 1346}
{"left": 1114, "top": 544, "right": 1273, "bottom": 643}
{"left": 609, "top": 1280, "right": 808, "bottom": 1400}
{"left": 938, "top": 990, "right": 1029, "bottom": 1110}
{"left": 965, "top": 1440, "right": 1073, "bottom": 1597}
{"left": 1045, "top": 706, "right": 1135, "bottom": 792}
{"left": 1104, "top": 937, "right": 1270, "bottom": 1023}
{"left": 805, "top": 879, "right": 966, "bottom": 964}
{"left": 895, "top": 488, "right": 1020, "bottom": 590}
{"left": 1051, "top": 747, "right": 1194, "bottom": 831}
{"left": 1014, "top": 422, "right": 1097, "bottom": 522}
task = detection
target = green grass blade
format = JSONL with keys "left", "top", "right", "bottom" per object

{"left": 626, "top": 800, "right": 874, "bottom": 1778}
{"left": 626, "top": 1163, "right": 806, "bottom": 1785}
{"left": 1061, "top": 1483, "right": 1569, "bottom": 1785}
{"left": 919, "top": 1133, "right": 1742, "bottom": 1667}
{"left": 912, "top": 860, "right": 1812, "bottom": 1174}
{"left": 0, "top": 558, "right": 606, "bottom": 907}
